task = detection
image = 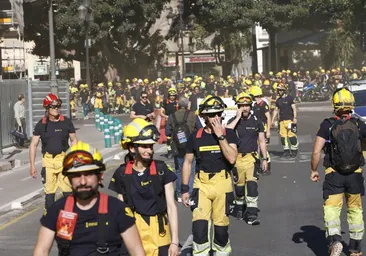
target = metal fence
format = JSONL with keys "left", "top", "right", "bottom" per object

{"left": 0, "top": 80, "right": 70, "bottom": 149}
{"left": 0, "top": 80, "right": 29, "bottom": 148}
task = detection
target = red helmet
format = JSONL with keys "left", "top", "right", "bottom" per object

{"left": 43, "top": 93, "right": 62, "bottom": 108}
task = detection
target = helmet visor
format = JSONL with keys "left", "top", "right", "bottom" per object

{"left": 63, "top": 150, "right": 104, "bottom": 172}
{"left": 236, "top": 97, "right": 252, "bottom": 104}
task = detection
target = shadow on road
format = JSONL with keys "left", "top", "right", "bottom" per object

{"left": 292, "top": 225, "right": 328, "bottom": 256}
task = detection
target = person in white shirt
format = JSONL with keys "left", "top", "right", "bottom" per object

{"left": 13, "top": 94, "right": 26, "bottom": 147}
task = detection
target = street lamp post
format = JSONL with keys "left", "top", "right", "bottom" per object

{"left": 178, "top": 0, "right": 185, "bottom": 79}
{"left": 49, "top": 0, "right": 58, "bottom": 95}
{"left": 78, "top": 0, "right": 93, "bottom": 90}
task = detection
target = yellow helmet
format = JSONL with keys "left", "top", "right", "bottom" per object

{"left": 269, "top": 71, "right": 274, "bottom": 76}
{"left": 306, "top": 71, "right": 310, "bottom": 75}
{"left": 228, "top": 78, "right": 235, "bottom": 84}
{"left": 62, "top": 141, "right": 105, "bottom": 175}
{"left": 97, "top": 83, "right": 104, "bottom": 87}
{"left": 108, "top": 82, "right": 113, "bottom": 87}
{"left": 186, "top": 77, "right": 192, "bottom": 83}
{"left": 332, "top": 88, "right": 355, "bottom": 111}
{"left": 286, "top": 70, "right": 291, "bottom": 74}
{"left": 191, "top": 83, "right": 199, "bottom": 90}
{"left": 276, "top": 72, "right": 282, "bottom": 77}
{"left": 236, "top": 92, "right": 253, "bottom": 105}
{"left": 125, "top": 79, "right": 130, "bottom": 83}
{"left": 277, "top": 83, "right": 288, "bottom": 91}
{"left": 321, "top": 69, "right": 325, "bottom": 74}
{"left": 293, "top": 72, "right": 297, "bottom": 77}
{"left": 198, "top": 95, "right": 226, "bottom": 115}
{"left": 245, "top": 79, "right": 252, "bottom": 86}
{"left": 272, "top": 82, "right": 278, "bottom": 90}
{"left": 144, "top": 78, "right": 149, "bottom": 84}
{"left": 168, "top": 88, "right": 177, "bottom": 96}
{"left": 263, "top": 79, "right": 270, "bottom": 86}
{"left": 121, "top": 118, "right": 160, "bottom": 149}
{"left": 116, "top": 82, "right": 122, "bottom": 87}
{"left": 209, "top": 75, "right": 215, "bottom": 79}
{"left": 227, "top": 75, "right": 231, "bottom": 80}
{"left": 96, "top": 92, "right": 102, "bottom": 97}
{"left": 132, "top": 78, "right": 138, "bottom": 83}
{"left": 249, "top": 86, "right": 263, "bottom": 97}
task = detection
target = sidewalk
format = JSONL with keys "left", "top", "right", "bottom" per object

{"left": 0, "top": 119, "right": 124, "bottom": 172}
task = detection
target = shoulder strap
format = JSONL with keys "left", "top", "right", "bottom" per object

{"left": 259, "top": 100, "right": 264, "bottom": 107}
{"left": 98, "top": 192, "right": 108, "bottom": 214}
{"left": 125, "top": 161, "right": 134, "bottom": 175}
{"left": 149, "top": 160, "right": 157, "bottom": 175}
{"left": 64, "top": 195, "right": 75, "bottom": 212}
{"left": 183, "top": 110, "right": 189, "bottom": 122}
{"left": 97, "top": 193, "right": 109, "bottom": 254}
{"left": 196, "top": 128, "right": 204, "bottom": 138}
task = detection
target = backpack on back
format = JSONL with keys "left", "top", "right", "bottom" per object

{"left": 328, "top": 117, "right": 363, "bottom": 173}
{"left": 171, "top": 110, "right": 191, "bottom": 151}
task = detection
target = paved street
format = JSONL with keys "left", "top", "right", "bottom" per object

{"left": 0, "top": 102, "right": 360, "bottom": 256}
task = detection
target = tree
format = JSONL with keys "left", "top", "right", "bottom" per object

{"left": 24, "top": 0, "right": 170, "bottom": 82}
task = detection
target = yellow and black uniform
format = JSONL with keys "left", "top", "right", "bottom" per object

{"left": 316, "top": 117, "right": 366, "bottom": 253}
{"left": 228, "top": 115, "right": 264, "bottom": 223}
{"left": 185, "top": 128, "right": 239, "bottom": 255}
{"left": 276, "top": 95, "right": 298, "bottom": 154}
{"left": 109, "top": 160, "right": 177, "bottom": 256}
{"left": 33, "top": 115, "right": 75, "bottom": 209}
{"left": 40, "top": 193, "right": 135, "bottom": 256}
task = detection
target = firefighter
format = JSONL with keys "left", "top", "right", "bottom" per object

{"left": 311, "top": 88, "right": 366, "bottom": 256}
{"left": 181, "top": 96, "right": 238, "bottom": 255}
{"left": 109, "top": 118, "right": 179, "bottom": 256}
{"left": 271, "top": 83, "right": 298, "bottom": 158}
{"left": 161, "top": 88, "right": 179, "bottom": 159}
{"left": 226, "top": 92, "right": 268, "bottom": 225}
{"left": 250, "top": 86, "right": 272, "bottom": 174}
{"left": 29, "top": 93, "right": 78, "bottom": 210}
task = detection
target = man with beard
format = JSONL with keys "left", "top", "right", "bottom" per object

{"left": 226, "top": 93, "right": 268, "bottom": 225}
{"left": 30, "top": 93, "right": 78, "bottom": 210}
{"left": 109, "top": 118, "right": 179, "bottom": 256}
{"left": 33, "top": 141, "right": 145, "bottom": 256}
{"left": 181, "top": 96, "right": 238, "bottom": 256}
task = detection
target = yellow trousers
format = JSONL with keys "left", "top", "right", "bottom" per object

{"left": 42, "top": 152, "right": 71, "bottom": 194}
{"left": 134, "top": 212, "right": 171, "bottom": 256}
{"left": 279, "top": 120, "right": 298, "bottom": 150}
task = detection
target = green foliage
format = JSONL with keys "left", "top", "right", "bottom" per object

{"left": 24, "top": 0, "right": 169, "bottom": 82}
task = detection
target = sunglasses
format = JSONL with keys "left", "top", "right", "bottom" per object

{"left": 49, "top": 104, "right": 62, "bottom": 109}
{"left": 141, "top": 96, "right": 148, "bottom": 99}
{"left": 206, "top": 112, "right": 223, "bottom": 118}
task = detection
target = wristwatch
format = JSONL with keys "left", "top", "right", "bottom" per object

{"left": 218, "top": 135, "right": 226, "bottom": 141}
{"left": 262, "top": 158, "right": 268, "bottom": 161}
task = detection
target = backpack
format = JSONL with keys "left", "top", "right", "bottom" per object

{"left": 171, "top": 110, "right": 191, "bottom": 150}
{"left": 328, "top": 117, "right": 363, "bottom": 174}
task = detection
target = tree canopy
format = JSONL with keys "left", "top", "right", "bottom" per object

{"left": 24, "top": 0, "right": 170, "bottom": 82}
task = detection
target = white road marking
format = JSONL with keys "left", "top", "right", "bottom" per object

{"left": 83, "top": 124, "right": 95, "bottom": 126}
{"left": 20, "top": 176, "right": 32, "bottom": 182}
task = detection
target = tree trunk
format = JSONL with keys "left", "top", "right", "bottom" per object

{"left": 222, "top": 62, "right": 233, "bottom": 77}
{"left": 269, "top": 31, "right": 277, "bottom": 72}
{"left": 252, "top": 26, "right": 258, "bottom": 74}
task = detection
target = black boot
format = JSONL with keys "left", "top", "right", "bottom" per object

{"left": 349, "top": 239, "right": 362, "bottom": 255}
{"left": 282, "top": 150, "right": 291, "bottom": 158}
{"left": 244, "top": 208, "right": 260, "bottom": 225}
{"left": 229, "top": 201, "right": 246, "bottom": 220}
{"left": 290, "top": 150, "right": 298, "bottom": 158}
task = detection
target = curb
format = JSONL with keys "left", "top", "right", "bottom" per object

{"left": 0, "top": 147, "right": 127, "bottom": 213}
